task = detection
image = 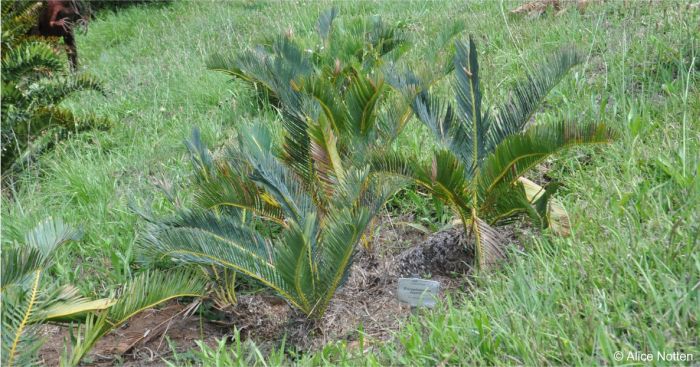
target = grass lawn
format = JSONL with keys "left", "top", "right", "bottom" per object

{"left": 2, "top": 0, "right": 698, "bottom": 365}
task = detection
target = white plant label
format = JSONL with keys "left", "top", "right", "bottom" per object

{"left": 397, "top": 278, "right": 440, "bottom": 308}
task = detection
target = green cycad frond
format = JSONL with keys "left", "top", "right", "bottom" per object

{"left": 488, "top": 48, "right": 583, "bottom": 151}
{"left": 369, "top": 149, "right": 473, "bottom": 222}
{"left": 1, "top": 218, "right": 81, "bottom": 291}
{"left": 1, "top": 9, "right": 108, "bottom": 178}
{"left": 298, "top": 70, "right": 388, "bottom": 159}
{"left": 24, "top": 73, "right": 106, "bottom": 106}
{"left": 143, "top": 182, "right": 375, "bottom": 319}
{"left": 1, "top": 1, "right": 43, "bottom": 53}
{"left": 282, "top": 71, "right": 394, "bottom": 210}
{"left": 368, "top": 150, "right": 423, "bottom": 183}
{"left": 185, "top": 129, "right": 286, "bottom": 224}
{"left": 1, "top": 42, "right": 65, "bottom": 82}
{"left": 143, "top": 211, "right": 299, "bottom": 308}
{"left": 0, "top": 247, "right": 44, "bottom": 293}
{"left": 65, "top": 269, "right": 208, "bottom": 365}
{"left": 208, "top": 36, "right": 313, "bottom": 107}
{"left": 345, "top": 72, "right": 385, "bottom": 139}
{"left": 412, "top": 86, "right": 474, "bottom": 172}
{"left": 22, "top": 216, "right": 83, "bottom": 255}
{"left": 428, "top": 150, "right": 473, "bottom": 209}
{"left": 146, "top": 211, "right": 295, "bottom": 299}
{"left": 313, "top": 205, "right": 371, "bottom": 316}
{"left": 2, "top": 106, "right": 110, "bottom": 174}
{"left": 145, "top": 122, "right": 387, "bottom": 319}
{"left": 1, "top": 270, "right": 43, "bottom": 367}
{"left": 453, "top": 38, "right": 487, "bottom": 172}
{"left": 478, "top": 119, "right": 615, "bottom": 199}
{"left": 209, "top": 8, "right": 408, "bottom": 109}
{"left": 243, "top": 128, "right": 317, "bottom": 224}
{"left": 361, "top": 16, "right": 410, "bottom": 66}
{"left": 104, "top": 270, "right": 208, "bottom": 330}
{"left": 0, "top": 218, "right": 109, "bottom": 367}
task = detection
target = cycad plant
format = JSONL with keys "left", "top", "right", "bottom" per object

{"left": 0, "top": 217, "right": 208, "bottom": 366}
{"left": 1, "top": 218, "right": 112, "bottom": 367}
{"left": 200, "top": 13, "right": 463, "bottom": 222}
{"left": 184, "top": 70, "right": 403, "bottom": 226}
{"left": 1, "top": 0, "right": 108, "bottom": 177}
{"left": 207, "top": 7, "right": 410, "bottom": 108}
{"left": 142, "top": 11, "right": 462, "bottom": 319}
{"left": 374, "top": 37, "right": 615, "bottom": 270}
{"left": 142, "top": 123, "right": 399, "bottom": 319}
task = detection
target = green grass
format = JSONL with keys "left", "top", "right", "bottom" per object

{"left": 2, "top": 0, "right": 698, "bottom": 365}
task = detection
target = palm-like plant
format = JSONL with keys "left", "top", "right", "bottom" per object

{"left": 142, "top": 123, "right": 399, "bottom": 319}
{"left": 142, "top": 11, "right": 461, "bottom": 318}
{"left": 207, "top": 7, "right": 410, "bottom": 108}
{"left": 0, "top": 217, "right": 208, "bottom": 366}
{"left": 374, "top": 37, "right": 615, "bottom": 270}
{"left": 1, "top": 218, "right": 112, "bottom": 367}
{"left": 192, "top": 61, "right": 415, "bottom": 227}
{"left": 197, "top": 21, "right": 465, "bottom": 222}
{"left": 1, "top": 1, "right": 108, "bottom": 177}
{"left": 203, "top": 9, "right": 463, "bottom": 222}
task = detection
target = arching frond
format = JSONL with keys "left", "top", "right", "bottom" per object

{"left": 64, "top": 269, "right": 208, "bottom": 365}
{"left": 24, "top": 73, "right": 106, "bottom": 106}
{"left": 2, "top": 106, "right": 110, "bottom": 174}
{"left": 0, "top": 218, "right": 108, "bottom": 367}
{"left": 1, "top": 1, "right": 43, "bottom": 53}
{"left": 243, "top": 126, "right": 317, "bottom": 224}
{"left": 143, "top": 196, "right": 374, "bottom": 319}
{"left": 388, "top": 35, "right": 612, "bottom": 270}
{"left": 185, "top": 128, "right": 286, "bottom": 224}
{"left": 208, "top": 36, "right": 313, "bottom": 107}
{"left": 142, "top": 211, "right": 294, "bottom": 301}
{"left": 488, "top": 48, "right": 583, "bottom": 151}
{"left": 478, "top": 120, "right": 615, "bottom": 197}
{"left": 1, "top": 7, "right": 108, "bottom": 178}
{"left": 345, "top": 73, "right": 385, "bottom": 138}
{"left": 314, "top": 206, "right": 371, "bottom": 317}
{"left": 1, "top": 42, "right": 64, "bottom": 81}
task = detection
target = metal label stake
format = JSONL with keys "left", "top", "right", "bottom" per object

{"left": 397, "top": 275, "right": 440, "bottom": 314}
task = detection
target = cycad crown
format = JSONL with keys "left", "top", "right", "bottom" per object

{"left": 376, "top": 36, "right": 614, "bottom": 270}
{"left": 143, "top": 123, "right": 399, "bottom": 319}
{"left": 207, "top": 7, "right": 410, "bottom": 108}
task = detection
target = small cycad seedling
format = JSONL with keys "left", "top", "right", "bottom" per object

{"left": 374, "top": 36, "right": 615, "bottom": 270}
